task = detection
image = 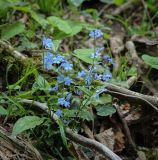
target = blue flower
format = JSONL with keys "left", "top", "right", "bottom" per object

{"left": 58, "top": 98, "right": 70, "bottom": 108}
{"left": 48, "top": 83, "right": 59, "bottom": 92}
{"left": 91, "top": 52, "right": 100, "bottom": 58}
{"left": 91, "top": 47, "right": 104, "bottom": 59}
{"left": 55, "top": 109, "right": 63, "bottom": 117}
{"left": 102, "top": 73, "right": 112, "bottom": 81}
{"left": 43, "top": 52, "right": 53, "bottom": 70}
{"left": 94, "top": 73, "right": 102, "bottom": 80}
{"left": 103, "top": 55, "right": 114, "bottom": 64}
{"left": 75, "top": 89, "right": 83, "bottom": 96}
{"left": 89, "top": 67, "right": 96, "bottom": 73}
{"left": 61, "top": 62, "right": 73, "bottom": 71}
{"left": 58, "top": 98, "right": 65, "bottom": 106}
{"left": 89, "top": 29, "right": 103, "bottom": 38}
{"left": 64, "top": 101, "right": 70, "bottom": 108}
{"left": 57, "top": 75, "right": 65, "bottom": 83}
{"left": 66, "top": 93, "right": 72, "bottom": 101}
{"left": 64, "top": 76, "right": 72, "bottom": 86}
{"left": 42, "top": 37, "right": 53, "bottom": 50}
{"left": 85, "top": 75, "right": 92, "bottom": 85}
{"left": 96, "top": 47, "right": 104, "bottom": 53}
{"left": 53, "top": 54, "right": 65, "bottom": 64}
{"left": 77, "top": 71, "right": 86, "bottom": 78}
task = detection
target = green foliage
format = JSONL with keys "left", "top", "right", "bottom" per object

{"left": 12, "top": 116, "right": 45, "bottom": 136}
{"left": 0, "top": 0, "right": 10, "bottom": 18}
{"left": 47, "top": 16, "right": 82, "bottom": 37}
{"left": 58, "top": 120, "right": 67, "bottom": 146}
{"left": 1, "top": 0, "right": 156, "bottom": 159}
{"left": 78, "top": 109, "right": 94, "bottom": 121}
{"left": 1, "top": 21, "right": 25, "bottom": 40}
{"left": 32, "top": 75, "right": 50, "bottom": 91}
{"left": 142, "top": 55, "right": 158, "bottom": 69}
{"left": 0, "top": 106, "right": 9, "bottom": 115}
{"left": 127, "top": 66, "right": 137, "bottom": 76}
{"left": 96, "top": 104, "right": 116, "bottom": 116}
{"left": 68, "top": 0, "right": 85, "bottom": 7}
{"left": 113, "top": 0, "right": 126, "bottom": 5}
{"left": 37, "top": 0, "right": 62, "bottom": 14}
{"left": 74, "top": 48, "right": 98, "bottom": 64}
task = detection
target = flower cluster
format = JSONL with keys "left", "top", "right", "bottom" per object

{"left": 55, "top": 109, "right": 63, "bottom": 117}
{"left": 57, "top": 75, "right": 72, "bottom": 86}
{"left": 42, "top": 37, "right": 75, "bottom": 118}
{"left": 91, "top": 47, "right": 104, "bottom": 59}
{"left": 76, "top": 29, "right": 113, "bottom": 86}
{"left": 42, "top": 37, "right": 53, "bottom": 50}
{"left": 58, "top": 93, "right": 72, "bottom": 108}
{"left": 42, "top": 30, "right": 113, "bottom": 119}
{"left": 103, "top": 55, "right": 113, "bottom": 65}
{"left": 42, "top": 37, "right": 73, "bottom": 71}
{"left": 89, "top": 29, "right": 103, "bottom": 39}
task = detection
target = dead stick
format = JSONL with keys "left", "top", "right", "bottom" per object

{"left": 0, "top": 40, "right": 27, "bottom": 61}
{"left": 113, "top": 103, "right": 136, "bottom": 149}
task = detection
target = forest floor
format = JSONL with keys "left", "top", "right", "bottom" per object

{"left": 0, "top": 0, "right": 158, "bottom": 160}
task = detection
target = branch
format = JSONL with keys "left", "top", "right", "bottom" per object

{"left": 0, "top": 40, "right": 27, "bottom": 61}
{"left": 113, "top": 103, "right": 136, "bottom": 149}
{"left": 20, "top": 99, "right": 122, "bottom": 160}
{"left": 106, "top": 88, "right": 158, "bottom": 112}
{"left": 66, "top": 128, "right": 122, "bottom": 160}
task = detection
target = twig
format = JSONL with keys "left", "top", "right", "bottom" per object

{"left": 127, "top": 76, "right": 137, "bottom": 87}
{"left": 20, "top": 99, "right": 122, "bottom": 160}
{"left": 113, "top": 103, "right": 136, "bottom": 149}
{"left": 0, "top": 40, "right": 27, "bottom": 61}
{"left": 106, "top": 89, "right": 158, "bottom": 112}
{"left": 97, "top": 80, "right": 158, "bottom": 109}
{"left": 66, "top": 128, "right": 122, "bottom": 160}
{"left": 81, "top": 123, "right": 94, "bottom": 139}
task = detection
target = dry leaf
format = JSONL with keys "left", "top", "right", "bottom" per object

{"left": 95, "top": 128, "right": 115, "bottom": 151}
{"left": 114, "top": 126, "right": 125, "bottom": 152}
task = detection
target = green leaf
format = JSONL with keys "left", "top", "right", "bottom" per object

{"left": 1, "top": 21, "right": 25, "bottom": 40}
{"left": 64, "top": 109, "right": 77, "bottom": 118}
{"left": 90, "top": 95, "right": 112, "bottom": 106}
{"left": 96, "top": 104, "right": 116, "bottom": 116}
{"left": 77, "top": 86, "right": 92, "bottom": 96}
{"left": 53, "top": 40, "right": 62, "bottom": 52}
{"left": 142, "top": 54, "right": 158, "bottom": 69}
{"left": 12, "top": 116, "right": 44, "bottom": 136}
{"left": 78, "top": 110, "right": 93, "bottom": 121}
{"left": 113, "top": 0, "right": 125, "bottom": 5}
{"left": 30, "top": 11, "right": 48, "bottom": 28}
{"left": 47, "top": 16, "right": 72, "bottom": 34}
{"left": 32, "top": 75, "right": 50, "bottom": 91}
{"left": 74, "top": 48, "right": 99, "bottom": 64}
{"left": 68, "top": 21, "right": 82, "bottom": 36}
{"left": 127, "top": 66, "right": 137, "bottom": 76}
{"left": 0, "top": 106, "right": 8, "bottom": 115}
{"left": 69, "top": 0, "right": 85, "bottom": 7}
{"left": 0, "top": 0, "right": 10, "bottom": 18}
{"left": 58, "top": 120, "right": 67, "bottom": 147}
